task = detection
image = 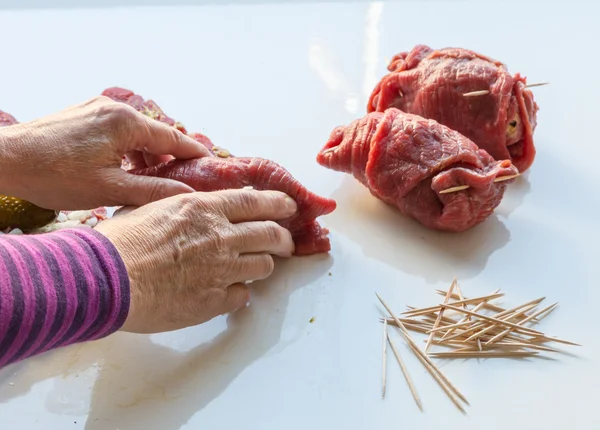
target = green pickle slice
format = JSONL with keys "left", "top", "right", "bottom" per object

{"left": 0, "top": 195, "right": 59, "bottom": 231}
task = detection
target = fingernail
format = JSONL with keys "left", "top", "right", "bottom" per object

{"left": 285, "top": 196, "right": 297, "bottom": 213}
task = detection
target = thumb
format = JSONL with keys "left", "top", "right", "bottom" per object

{"left": 220, "top": 283, "right": 250, "bottom": 314}
{"left": 109, "top": 170, "right": 195, "bottom": 207}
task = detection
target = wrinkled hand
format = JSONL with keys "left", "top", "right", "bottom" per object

{"left": 0, "top": 96, "right": 210, "bottom": 210}
{"left": 94, "top": 189, "right": 297, "bottom": 334}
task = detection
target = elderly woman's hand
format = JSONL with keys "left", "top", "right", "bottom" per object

{"left": 0, "top": 96, "right": 210, "bottom": 210}
{"left": 94, "top": 188, "right": 296, "bottom": 333}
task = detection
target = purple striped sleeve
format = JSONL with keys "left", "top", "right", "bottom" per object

{"left": 0, "top": 228, "right": 130, "bottom": 368}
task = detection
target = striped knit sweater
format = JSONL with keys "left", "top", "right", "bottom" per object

{"left": 0, "top": 228, "right": 130, "bottom": 368}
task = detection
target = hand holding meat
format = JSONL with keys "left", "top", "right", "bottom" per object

{"left": 132, "top": 157, "right": 337, "bottom": 255}
{"left": 101, "top": 87, "right": 337, "bottom": 255}
{"left": 95, "top": 189, "right": 296, "bottom": 333}
{"left": 0, "top": 96, "right": 211, "bottom": 211}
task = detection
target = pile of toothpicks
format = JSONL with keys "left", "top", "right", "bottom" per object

{"left": 377, "top": 279, "right": 580, "bottom": 413}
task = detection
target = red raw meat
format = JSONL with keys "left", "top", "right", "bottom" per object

{"left": 131, "top": 157, "right": 336, "bottom": 255}
{"left": 368, "top": 45, "right": 538, "bottom": 173}
{"left": 0, "top": 110, "right": 18, "bottom": 127}
{"left": 102, "top": 87, "right": 188, "bottom": 133}
{"left": 102, "top": 87, "right": 223, "bottom": 157}
{"left": 317, "top": 108, "right": 518, "bottom": 232}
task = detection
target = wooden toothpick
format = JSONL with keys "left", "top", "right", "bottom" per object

{"left": 438, "top": 174, "right": 520, "bottom": 194}
{"left": 440, "top": 289, "right": 501, "bottom": 340}
{"left": 525, "top": 82, "right": 549, "bottom": 88}
{"left": 435, "top": 289, "right": 507, "bottom": 314}
{"left": 463, "top": 89, "right": 490, "bottom": 97}
{"left": 485, "top": 303, "right": 558, "bottom": 345}
{"left": 441, "top": 304, "right": 543, "bottom": 336}
{"left": 382, "top": 319, "right": 387, "bottom": 399}
{"left": 404, "top": 292, "right": 504, "bottom": 317}
{"left": 462, "top": 82, "right": 547, "bottom": 97}
{"left": 430, "top": 351, "right": 539, "bottom": 359}
{"left": 387, "top": 332, "right": 423, "bottom": 411}
{"left": 425, "top": 279, "right": 457, "bottom": 352}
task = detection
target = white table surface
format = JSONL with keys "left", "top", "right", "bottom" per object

{"left": 0, "top": 1, "right": 599, "bottom": 429}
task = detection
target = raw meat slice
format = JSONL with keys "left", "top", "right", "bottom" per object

{"left": 316, "top": 108, "right": 518, "bottom": 232}
{"left": 101, "top": 87, "right": 223, "bottom": 157}
{"left": 101, "top": 87, "right": 188, "bottom": 134}
{"left": 131, "top": 157, "right": 337, "bottom": 255}
{"left": 368, "top": 45, "right": 538, "bottom": 173}
{"left": 0, "top": 110, "right": 18, "bottom": 126}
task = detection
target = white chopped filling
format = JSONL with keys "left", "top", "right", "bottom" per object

{"left": 67, "top": 210, "right": 93, "bottom": 222}
{"left": 84, "top": 217, "right": 98, "bottom": 227}
{"left": 4, "top": 210, "right": 106, "bottom": 235}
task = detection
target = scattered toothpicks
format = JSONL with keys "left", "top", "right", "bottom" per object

{"left": 377, "top": 291, "right": 469, "bottom": 414}
{"left": 377, "top": 280, "right": 579, "bottom": 414}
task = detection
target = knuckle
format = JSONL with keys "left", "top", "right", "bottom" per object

{"left": 210, "top": 229, "right": 234, "bottom": 262}
{"left": 89, "top": 95, "right": 113, "bottom": 106}
{"left": 177, "top": 192, "right": 202, "bottom": 209}
{"left": 171, "top": 128, "right": 186, "bottom": 146}
{"left": 263, "top": 221, "right": 284, "bottom": 245}
{"left": 236, "top": 191, "right": 262, "bottom": 214}
{"left": 233, "top": 285, "right": 250, "bottom": 304}
{"left": 110, "top": 102, "right": 138, "bottom": 124}
{"left": 145, "top": 179, "right": 165, "bottom": 203}
{"left": 92, "top": 100, "right": 140, "bottom": 136}
{"left": 92, "top": 95, "right": 116, "bottom": 104}
{"left": 259, "top": 255, "right": 275, "bottom": 277}
{"left": 100, "top": 173, "right": 129, "bottom": 206}
{"left": 282, "top": 228, "right": 293, "bottom": 247}
{"left": 177, "top": 193, "right": 217, "bottom": 219}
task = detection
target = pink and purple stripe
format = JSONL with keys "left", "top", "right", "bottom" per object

{"left": 0, "top": 228, "right": 130, "bottom": 368}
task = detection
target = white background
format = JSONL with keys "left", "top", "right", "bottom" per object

{"left": 0, "top": 1, "right": 599, "bottom": 429}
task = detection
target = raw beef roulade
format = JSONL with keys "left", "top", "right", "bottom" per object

{"left": 317, "top": 108, "right": 518, "bottom": 232}
{"left": 368, "top": 45, "right": 539, "bottom": 172}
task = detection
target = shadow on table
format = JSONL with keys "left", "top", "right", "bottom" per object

{"left": 0, "top": 254, "right": 332, "bottom": 430}
{"left": 324, "top": 176, "right": 520, "bottom": 283}
{"left": 495, "top": 171, "right": 532, "bottom": 219}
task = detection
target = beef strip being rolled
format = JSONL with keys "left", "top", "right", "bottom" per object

{"left": 131, "top": 157, "right": 337, "bottom": 256}
{"left": 368, "top": 45, "right": 538, "bottom": 173}
{"left": 316, "top": 108, "right": 518, "bottom": 232}
{"left": 105, "top": 87, "right": 336, "bottom": 255}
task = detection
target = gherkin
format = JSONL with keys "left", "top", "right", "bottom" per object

{"left": 0, "top": 195, "right": 59, "bottom": 231}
